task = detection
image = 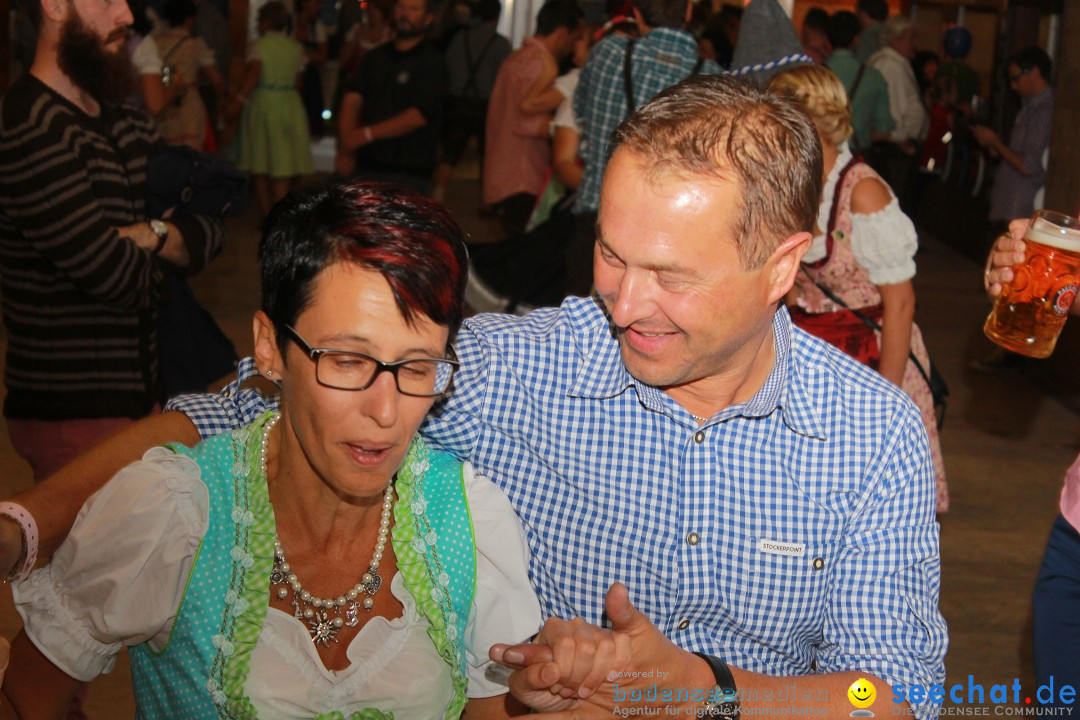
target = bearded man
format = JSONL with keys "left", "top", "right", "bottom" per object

{"left": 335, "top": 0, "right": 447, "bottom": 195}
{"left": 0, "top": 0, "right": 225, "bottom": 482}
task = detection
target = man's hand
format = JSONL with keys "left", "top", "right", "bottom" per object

{"left": 117, "top": 222, "right": 159, "bottom": 252}
{"left": 972, "top": 124, "right": 1002, "bottom": 152}
{"left": 334, "top": 150, "right": 356, "bottom": 178}
{"left": 490, "top": 583, "right": 713, "bottom": 718}
{"left": 984, "top": 220, "right": 1029, "bottom": 297}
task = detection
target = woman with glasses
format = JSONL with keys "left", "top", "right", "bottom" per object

{"left": 3, "top": 182, "right": 541, "bottom": 719}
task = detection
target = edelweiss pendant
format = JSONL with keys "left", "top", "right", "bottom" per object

{"left": 308, "top": 611, "right": 340, "bottom": 646}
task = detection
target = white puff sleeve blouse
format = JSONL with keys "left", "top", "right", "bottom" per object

{"left": 14, "top": 448, "right": 542, "bottom": 719}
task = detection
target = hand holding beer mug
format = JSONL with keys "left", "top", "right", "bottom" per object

{"left": 984, "top": 210, "right": 1080, "bottom": 358}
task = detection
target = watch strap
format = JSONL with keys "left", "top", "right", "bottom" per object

{"left": 693, "top": 652, "right": 737, "bottom": 694}
{"left": 150, "top": 220, "right": 168, "bottom": 254}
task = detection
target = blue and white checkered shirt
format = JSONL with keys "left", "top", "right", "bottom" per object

{"left": 572, "top": 28, "right": 721, "bottom": 214}
{"left": 169, "top": 299, "right": 946, "bottom": 716}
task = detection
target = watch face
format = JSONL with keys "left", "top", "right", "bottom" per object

{"left": 718, "top": 701, "right": 740, "bottom": 719}
{"left": 704, "top": 689, "right": 740, "bottom": 719}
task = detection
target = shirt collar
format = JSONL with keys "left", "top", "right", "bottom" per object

{"left": 771, "top": 307, "right": 827, "bottom": 439}
{"left": 644, "top": 26, "right": 699, "bottom": 49}
{"left": 567, "top": 301, "right": 827, "bottom": 438}
{"left": 567, "top": 299, "right": 636, "bottom": 400}
{"left": 1023, "top": 86, "right": 1053, "bottom": 108}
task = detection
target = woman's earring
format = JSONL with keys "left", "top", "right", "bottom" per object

{"left": 265, "top": 370, "right": 273, "bottom": 378}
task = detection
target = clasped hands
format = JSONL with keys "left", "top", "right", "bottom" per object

{"left": 488, "top": 582, "right": 710, "bottom": 718}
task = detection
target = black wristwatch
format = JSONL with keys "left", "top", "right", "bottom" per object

{"left": 149, "top": 219, "right": 169, "bottom": 254}
{"left": 693, "top": 652, "right": 741, "bottom": 719}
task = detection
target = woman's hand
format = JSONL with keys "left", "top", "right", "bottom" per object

{"left": 0, "top": 518, "right": 22, "bottom": 581}
{"left": 490, "top": 584, "right": 715, "bottom": 718}
{"left": 984, "top": 221, "right": 1029, "bottom": 298}
{"left": 490, "top": 616, "right": 631, "bottom": 712}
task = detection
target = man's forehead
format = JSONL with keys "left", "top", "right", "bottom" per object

{"left": 601, "top": 149, "right": 739, "bottom": 208}
{"left": 597, "top": 149, "right": 747, "bottom": 256}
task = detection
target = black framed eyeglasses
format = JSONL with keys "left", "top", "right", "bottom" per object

{"left": 284, "top": 325, "right": 459, "bottom": 397}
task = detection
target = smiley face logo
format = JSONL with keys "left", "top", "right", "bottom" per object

{"left": 848, "top": 678, "right": 877, "bottom": 709}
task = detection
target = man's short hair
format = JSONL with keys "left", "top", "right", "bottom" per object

{"left": 826, "top": 10, "right": 858, "bottom": 50}
{"left": 1010, "top": 45, "right": 1052, "bottom": 83}
{"left": 802, "top": 7, "right": 829, "bottom": 36}
{"left": 880, "top": 15, "right": 914, "bottom": 44}
{"left": 855, "top": 0, "right": 887, "bottom": 22}
{"left": 535, "top": 0, "right": 583, "bottom": 36}
{"left": 609, "top": 74, "right": 823, "bottom": 269}
{"left": 257, "top": 0, "right": 289, "bottom": 30}
{"left": 474, "top": 0, "right": 502, "bottom": 23}
{"left": 633, "top": 0, "right": 687, "bottom": 30}
{"left": 162, "top": 0, "right": 197, "bottom": 27}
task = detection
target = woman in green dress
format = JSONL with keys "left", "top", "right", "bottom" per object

{"left": 231, "top": 1, "right": 314, "bottom": 218}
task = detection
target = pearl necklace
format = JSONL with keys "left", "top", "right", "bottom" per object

{"left": 690, "top": 413, "right": 709, "bottom": 423}
{"left": 261, "top": 414, "right": 395, "bottom": 647}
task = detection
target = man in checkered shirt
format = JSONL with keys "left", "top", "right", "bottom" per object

{"left": 3, "top": 75, "right": 945, "bottom": 718}
{"left": 566, "top": 0, "right": 720, "bottom": 297}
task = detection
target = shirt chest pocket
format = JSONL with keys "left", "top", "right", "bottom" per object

{"left": 725, "top": 539, "right": 836, "bottom": 643}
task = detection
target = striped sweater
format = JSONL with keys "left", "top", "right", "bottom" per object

{"left": 0, "top": 74, "right": 226, "bottom": 420}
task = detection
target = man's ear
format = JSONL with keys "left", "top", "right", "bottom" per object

{"left": 765, "top": 231, "right": 812, "bottom": 305}
{"left": 42, "top": 0, "right": 67, "bottom": 23}
{"left": 252, "top": 311, "right": 283, "bottom": 382}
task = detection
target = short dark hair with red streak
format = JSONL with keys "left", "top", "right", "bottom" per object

{"left": 259, "top": 181, "right": 468, "bottom": 355}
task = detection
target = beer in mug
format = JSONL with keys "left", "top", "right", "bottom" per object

{"left": 984, "top": 210, "right": 1080, "bottom": 358}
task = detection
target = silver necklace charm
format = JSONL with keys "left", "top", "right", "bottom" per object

{"left": 261, "top": 413, "right": 396, "bottom": 646}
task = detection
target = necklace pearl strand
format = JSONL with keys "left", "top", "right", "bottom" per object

{"left": 261, "top": 414, "right": 395, "bottom": 646}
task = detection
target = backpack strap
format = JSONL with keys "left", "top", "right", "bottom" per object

{"left": 161, "top": 35, "right": 190, "bottom": 65}
{"left": 849, "top": 62, "right": 867, "bottom": 100}
{"left": 847, "top": 63, "right": 868, "bottom": 153}
{"left": 623, "top": 37, "right": 636, "bottom": 115}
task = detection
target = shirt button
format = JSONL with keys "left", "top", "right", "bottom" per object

{"left": 812, "top": 557, "right": 825, "bottom": 570}
{"left": 694, "top": 431, "right": 705, "bottom": 444}
{"left": 677, "top": 619, "right": 690, "bottom": 630}
{"left": 687, "top": 532, "right": 700, "bottom": 546}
